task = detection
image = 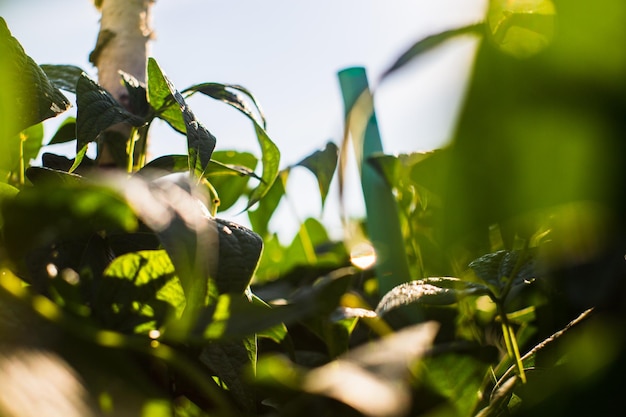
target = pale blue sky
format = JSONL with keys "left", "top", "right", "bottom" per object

{"left": 2, "top": 0, "right": 484, "bottom": 240}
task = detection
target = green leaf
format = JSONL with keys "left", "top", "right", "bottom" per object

{"left": 206, "top": 151, "right": 259, "bottom": 212}
{"left": 40, "top": 64, "right": 85, "bottom": 93}
{"left": 245, "top": 121, "right": 280, "bottom": 210}
{"left": 214, "top": 218, "right": 263, "bottom": 295}
{"left": 75, "top": 73, "right": 144, "bottom": 154}
{"left": 99, "top": 250, "right": 185, "bottom": 332}
{"left": 48, "top": 116, "right": 76, "bottom": 145}
{"left": 468, "top": 250, "right": 536, "bottom": 291}
{"left": 0, "top": 182, "right": 18, "bottom": 227}
{"left": 119, "top": 70, "right": 150, "bottom": 118}
{"left": 2, "top": 182, "right": 138, "bottom": 262}
{"left": 199, "top": 337, "right": 257, "bottom": 413}
{"left": 0, "top": 123, "right": 44, "bottom": 179}
{"left": 184, "top": 82, "right": 266, "bottom": 129}
{"left": 375, "top": 277, "right": 491, "bottom": 317}
{"left": 295, "top": 141, "right": 339, "bottom": 208}
{"left": 146, "top": 58, "right": 216, "bottom": 171}
{"left": 0, "top": 18, "right": 70, "bottom": 139}
{"left": 25, "top": 166, "right": 84, "bottom": 186}
{"left": 381, "top": 23, "right": 484, "bottom": 80}
{"left": 248, "top": 169, "right": 287, "bottom": 238}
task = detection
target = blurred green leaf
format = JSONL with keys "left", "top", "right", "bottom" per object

{"left": 0, "top": 18, "right": 70, "bottom": 140}
{"left": 99, "top": 250, "right": 185, "bottom": 332}
{"left": 40, "top": 64, "right": 85, "bottom": 93}
{"left": 468, "top": 250, "right": 536, "bottom": 293}
{"left": 381, "top": 23, "right": 484, "bottom": 80}
{"left": 295, "top": 141, "right": 339, "bottom": 208}
{"left": 2, "top": 182, "right": 138, "bottom": 262}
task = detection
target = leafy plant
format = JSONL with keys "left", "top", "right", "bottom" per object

{"left": 2, "top": 1, "right": 626, "bottom": 416}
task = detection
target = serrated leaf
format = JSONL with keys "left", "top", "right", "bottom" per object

{"left": 184, "top": 82, "right": 266, "bottom": 129}
{"left": 381, "top": 23, "right": 484, "bottom": 80}
{"left": 469, "top": 250, "right": 536, "bottom": 290}
{"left": 147, "top": 58, "right": 216, "bottom": 171}
{"left": 48, "top": 116, "right": 76, "bottom": 144}
{"left": 40, "top": 64, "right": 85, "bottom": 93}
{"left": 296, "top": 141, "right": 339, "bottom": 208}
{"left": 75, "top": 74, "right": 144, "bottom": 153}
{"left": 375, "top": 277, "right": 491, "bottom": 317}
{"left": 0, "top": 18, "right": 71, "bottom": 138}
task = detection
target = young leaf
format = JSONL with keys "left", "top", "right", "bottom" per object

{"left": 146, "top": 58, "right": 216, "bottom": 171}
{"left": 75, "top": 74, "right": 144, "bottom": 154}
{"left": 206, "top": 151, "right": 259, "bottom": 212}
{"left": 295, "top": 141, "right": 339, "bottom": 208}
{"left": 40, "top": 64, "right": 85, "bottom": 93}
{"left": 0, "top": 18, "right": 71, "bottom": 139}
{"left": 375, "top": 277, "right": 491, "bottom": 317}
{"left": 380, "top": 23, "right": 484, "bottom": 80}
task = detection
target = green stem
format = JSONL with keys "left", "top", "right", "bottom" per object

{"left": 127, "top": 126, "right": 138, "bottom": 173}
{"left": 18, "top": 132, "right": 25, "bottom": 186}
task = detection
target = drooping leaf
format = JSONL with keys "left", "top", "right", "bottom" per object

{"left": 0, "top": 18, "right": 71, "bottom": 139}
{"left": 147, "top": 58, "right": 216, "bottom": 171}
{"left": 381, "top": 23, "right": 484, "bottom": 80}
{"left": 25, "top": 166, "right": 84, "bottom": 186}
{"left": 295, "top": 141, "right": 339, "bottom": 208}
{"left": 75, "top": 74, "right": 144, "bottom": 154}
{"left": 48, "top": 116, "right": 77, "bottom": 145}
{"left": 40, "top": 64, "right": 85, "bottom": 93}
{"left": 375, "top": 277, "right": 491, "bottom": 317}
{"left": 184, "top": 82, "right": 266, "bottom": 129}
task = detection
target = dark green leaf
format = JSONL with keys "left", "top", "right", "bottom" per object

{"left": 184, "top": 82, "right": 266, "bottom": 129}
{"left": 0, "top": 182, "right": 18, "bottom": 227}
{"left": 40, "top": 64, "right": 85, "bottom": 93}
{"left": 375, "top": 277, "right": 491, "bottom": 317}
{"left": 0, "top": 18, "right": 71, "bottom": 138}
{"left": 146, "top": 58, "right": 216, "bottom": 171}
{"left": 200, "top": 337, "right": 257, "bottom": 413}
{"left": 119, "top": 70, "right": 150, "bottom": 117}
{"left": 381, "top": 23, "right": 484, "bottom": 80}
{"left": 469, "top": 250, "right": 536, "bottom": 291}
{"left": 25, "top": 166, "right": 84, "bottom": 186}
{"left": 214, "top": 218, "right": 263, "bottom": 295}
{"left": 48, "top": 116, "right": 76, "bottom": 145}
{"left": 75, "top": 74, "right": 144, "bottom": 153}
{"left": 99, "top": 250, "right": 185, "bottom": 332}
{"left": 2, "top": 182, "right": 138, "bottom": 262}
{"left": 296, "top": 141, "right": 339, "bottom": 208}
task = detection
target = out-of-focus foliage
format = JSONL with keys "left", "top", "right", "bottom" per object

{"left": 1, "top": 0, "right": 626, "bottom": 415}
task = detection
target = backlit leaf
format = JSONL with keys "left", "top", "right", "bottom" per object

{"left": 296, "top": 141, "right": 339, "bottom": 208}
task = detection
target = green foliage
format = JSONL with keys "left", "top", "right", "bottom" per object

{"left": 1, "top": 2, "right": 626, "bottom": 416}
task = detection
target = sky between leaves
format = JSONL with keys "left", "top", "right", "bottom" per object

{"left": 1, "top": 0, "right": 485, "bottom": 240}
